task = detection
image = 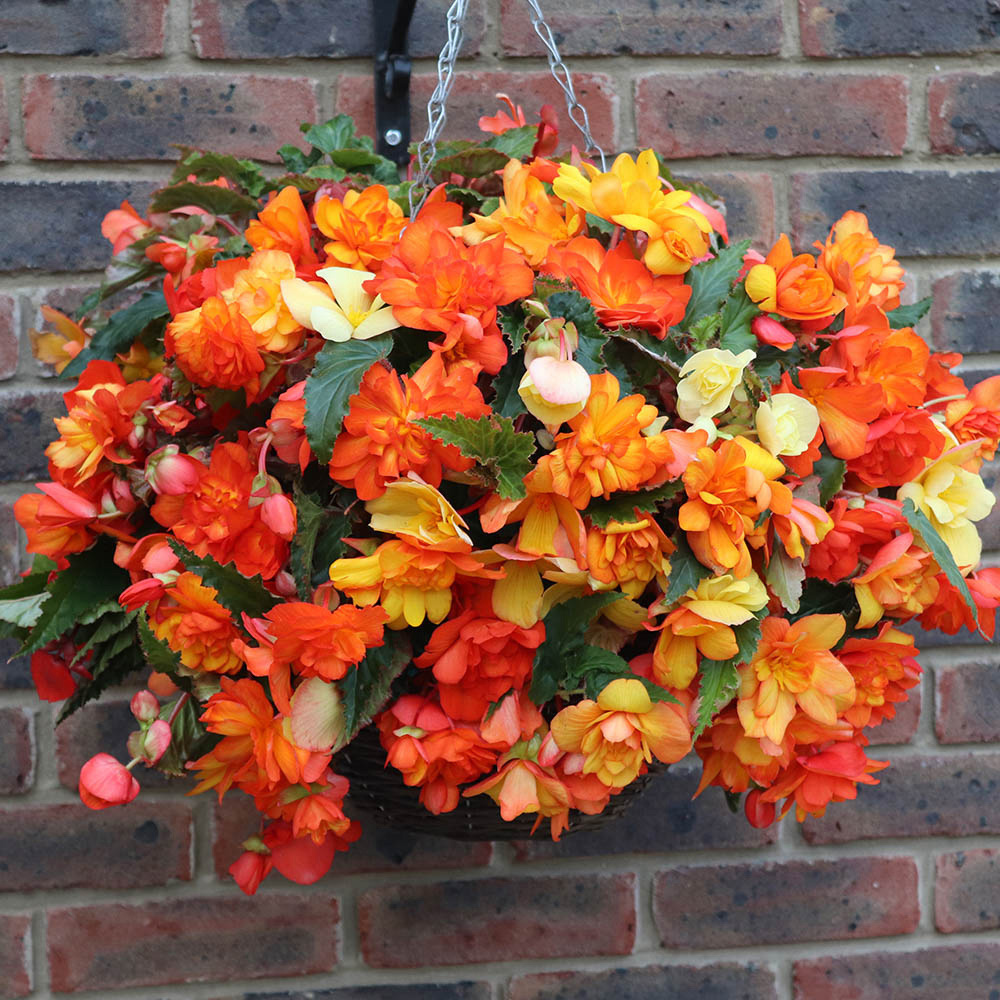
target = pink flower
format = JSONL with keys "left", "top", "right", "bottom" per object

{"left": 78, "top": 753, "right": 140, "bottom": 810}
{"left": 130, "top": 690, "right": 159, "bottom": 723}
{"left": 229, "top": 849, "right": 273, "bottom": 896}
{"left": 144, "top": 445, "right": 203, "bottom": 495}
{"left": 752, "top": 314, "right": 796, "bottom": 350}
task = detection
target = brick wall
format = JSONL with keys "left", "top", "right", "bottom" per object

{"left": 0, "top": 0, "right": 998, "bottom": 997}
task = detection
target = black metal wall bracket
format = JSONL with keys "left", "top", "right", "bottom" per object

{"left": 374, "top": 0, "right": 416, "bottom": 165}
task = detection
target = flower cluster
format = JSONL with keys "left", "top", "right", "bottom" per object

{"left": 10, "top": 108, "right": 999, "bottom": 894}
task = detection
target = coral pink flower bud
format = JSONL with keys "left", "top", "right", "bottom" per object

{"left": 141, "top": 720, "right": 172, "bottom": 764}
{"left": 145, "top": 445, "right": 202, "bottom": 495}
{"left": 229, "top": 849, "right": 273, "bottom": 896}
{"left": 751, "top": 314, "right": 796, "bottom": 350}
{"left": 537, "top": 731, "right": 564, "bottom": 768}
{"left": 744, "top": 788, "right": 776, "bottom": 828}
{"left": 130, "top": 690, "right": 159, "bottom": 723}
{"left": 260, "top": 493, "right": 297, "bottom": 539}
{"left": 78, "top": 753, "right": 140, "bottom": 810}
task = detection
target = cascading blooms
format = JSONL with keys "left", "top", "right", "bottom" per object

{"left": 10, "top": 108, "right": 1000, "bottom": 895}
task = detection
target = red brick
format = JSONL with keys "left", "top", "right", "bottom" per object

{"left": 0, "top": 708, "right": 33, "bottom": 795}
{"left": 0, "top": 0, "right": 166, "bottom": 56}
{"left": 192, "top": 0, "right": 485, "bottom": 58}
{"left": 636, "top": 72, "right": 907, "bottom": 159}
{"left": 509, "top": 963, "right": 778, "bottom": 1000}
{"left": 47, "top": 895, "right": 339, "bottom": 992}
{"left": 931, "top": 270, "right": 1000, "bottom": 355}
{"left": 799, "top": 0, "right": 1000, "bottom": 57}
{"left": 358, "top": 873, "right": 635, "bottom": 968}
{"left": 936, "top": 661, "right": 1000, "bottom": 743}
{"left": 802, "top": 751, "right": 1000, "bottom": 843}
{"left": 218, "top": 986, "right": 490, "bottom": 1000}
{"left": 512, "top": 768, "right": 775, "bottom": 863}
{"left": 0, "top": 803, "right": 191, "bottom": 891}
{"left": 929, "top": 72, "right": 1000, "bottom": 155}
{"left": 23, "top": 74, "right": 318, "bottom": 163}
{"left": 653, "top": 856, "right": 918, "bottom": 948}
{"left": 337, "top": 71, "right": 617, "bottom": 154}
{"left": 866, "top": 684, "right": 920, "bottom": 745}
{"left": 501, "top": 0, "right": 782, "bottom": 56}
{"left": 794, "top": 943, "right": 1000, "bottom": 1000}
{"left": 0, "top": 914, "right": 32, "bottom": 998}
{"left": 0, "top": 293, "right": 17, "bottom": 380}
{"left": 935, "top": 847, "right": 1000, "bottom": 932}
{"left": 688, "top": 171, "right": 776, "bottom": 248}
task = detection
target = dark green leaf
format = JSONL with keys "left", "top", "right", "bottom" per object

{"left": 609, "top": 328, "right": 679, "bottom": 371}
{"left": 693, "top": 659, "right": 741, "bottom": 738}
{"left": 586, "top": 481, "right": 684, "bottom": 528}
{"left": 795, "top": 578, "right": 858, "bottom": 624}
{"left": 72, "top": 610, "right": 137, "bottom": 665}
{"left": 137, "top": 615, "right": 183, "bottom": 675}
{"left": 887, "top": 296, "right": 933, "bottom": 329}
{"left": 901, "top": 497, "right": 978, "bottom": 619}
{"left": 311, "top": 506, "right": 357, "bottom": 579}
{"left": 585, "top": 212, "right": 615, "bottom": 236}
{"left": 303, "top": 335, "right": 393, "bottom": 464}
{"left": 73, "top": 261, "right": 159, "bottom": 320}
{"left": 341, "top": 634, "right": 412, "bottom": 741}
{"left": 433, "top": 146, "right": 509, "bottom": 180}
{"left": 278, "top": 143, "right": 323, "bottom": 173}
{"left": 170, "top": 148, "right": 268, "bottom": 197}
{"left": 168, "top": 542, "right": 277, "bottom": 619}
{"left": 304, "top": 163, "right": 348, "bottom": 181}
{"left": 663, "top": 536, "right": 713, "bottom": 605}
{"left": 490, "top": 359, "right": 528, "bottom": 420}
{"left": 718, "top": 288, "right": 759, "bottom": 354}
{"left": 499, "top": 304, "right": 528, "bottom": 352}
{"left": 149, "top": 181, "right": 259, "bottom": 218}
{"left": 155, "top": 695, "right": 209, "bottom": 777}
{"left": 289, "top": 487, "right": 326, "bottom": 599}
{"left": 303, "top": 116, "right": 360, "bottom": 153}
{"left": 57, "top": 619, "right": 145, "bottom": 720}
{"left": 682, "top": 239, "right": 752, "bottom": 328}
{"left": 484, "top": 125, "right": 538, "bottom": 159}
{"left": 573, "top": 645, "right": 679, "bottom": 704}
{"left": 415, "top": 414, "right": 536, "bottom": 500}
{"left": 814, "top": 451, "right": 847, "bottom": 506}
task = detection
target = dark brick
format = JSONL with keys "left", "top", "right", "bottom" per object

{"left": 358, "top": 874, "right": 635, "bottom": 967}
{"left": 234, "top": 985, "right": 490, "bottom": 1000}
{"left": 976, "top": 459, "right": 1000, "bottom": 553}
{"left": 502, "top": 0, "right": 782, "bottom": 56}
{"left": 930, "top": 72, "right": 1000, "bottom": 155}
{"left": 0, "top": 0, "right": 167, "bottom": 56}
{"left": 509, "top": 964, "right": 779, "bottom": 1000}
{"left": 0, "top": 639, "right": 33, "bottom": 690}
{"left": 0, "top": 388, "right": 65, "bottom": 482}
{"left": 0, "top": 708, "right": 33, "bottom": 795}
{"left": 192, "top": 0, "right": 485, "bottom": 58}
{"left": 0, "top": 914, "right": 32, "bottom": 997}
{"left": 0, "top": 501, "right": 24, "bottom": 587}
{"left": 693, "top": 172, "right": 776, "bottom": 249}
{"left": 653, "top": 856, "right": 917, "bottom": 948}
{"left": 337, "top": 71, "right": 617, "bottom": 153}
{"left": 0, "top": 80, "right": 8, "bottom": 162}
{"left": 57, "top": 697, "right": 175, "bottom": 791}
{"left": 512, "top": 767, "right": 774, "bottom": 863}
{"left": 794, "top": 944, "right": 1000, "bottom": 1000}
{"left": 0, "top": 803, "right": 192, "bottom": 891}
{"left": 936, "top": 847, "right": 1000, "bottom": 932}
{"left": 0, "top": 181, "right": 159, "bottom": 273}
{"left": 936, "top": 662, "right": 1000, "bottom": 743}
{"left": 931, "top": 270, "right": 1000, "bottom": 355}
{"left": 802, "top": 751, "right": 1000, "bottom": 843}
{"left": 866, "top": 684, "right": 921, "bottom": 745}
{"left": 23, "top": 74, "right": 318, "bottom": 162}
{"left": 790, "top": 171, "right": 1000, "bottom": 257}
{"left": 636, "top": 72, "right": 907, "bottom": 158}
{"left": 799, "top": 0, "right": 1000, "bottom": 57}
{"left": 0, "top": 294, "right": 18, "bottom": 379}
{"left": 47, "top": 895, "right": 339, "bottom": 992}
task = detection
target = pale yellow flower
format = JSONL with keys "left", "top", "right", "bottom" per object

{"left": 676, "top": 348, "right": 755, "bottom": 424}
{"left": 280, "top": 266, "right": 400, "bottom": 342}
{"left": 518, "top": 356, "right": 592, "bottom": 428}
{"left": 756, "top": 393, "right": 821, "bottom": 457}
{"left": 366, "top": 478, "right": 471, "bottom": 551}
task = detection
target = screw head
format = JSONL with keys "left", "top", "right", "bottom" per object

{"left": 384, "top": 128, "right": 403, "bottom": 147}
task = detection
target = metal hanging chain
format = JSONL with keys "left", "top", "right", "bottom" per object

{"left": 409, "top": 0, "right": 608, "bottom": 219}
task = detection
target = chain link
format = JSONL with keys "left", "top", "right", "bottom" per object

{"left": 408, "top": 0, "right": 607, "bottom": 219}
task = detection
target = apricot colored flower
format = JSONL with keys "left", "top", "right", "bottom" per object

{"left": 29, "top": 306, "right": 90, "bottom": 374}
{"left": 745, "top": 234, "right": 847, "bottom": 324}
{"left": 816, "top": 210, "right": 904, "bottom": 312}
{"left": 101, "top": 200, "right": 151, "bottom": 255}
{"left": 586, "top": 516, "right": 674, "bottom": 599}
{"left": 245, "top": 185, "right": 320, "bottom": 276}
{"left": 280, "top": 266, "right": 400, "bottom": 342}
{"left": 327, "top": 352, "right": 490, "bottom": 500}
{"left": 519, "top": 355, "right": 592, "bottom": 429}
{"left": 797, "top": 367, "right": 884, "bottom": 460}
{"left": 224, "top": 249, "right": 304, "bottom": 354}
{"left": 694, "top": 708, "right": 786, "bottom": 797}
{"left": 946, "top": 375, "right": 1000, "bottom": 463}
{"left": 838, "top": 625, "right": 921, "bottom": 730}
{"left": 853, "top": 531, "right": 942, "bottom": 628}
{"left": 552, "top": 150, "right": 715, "bottom": 275}
{"left": 676, "top": 348, "right": 755, "bottom": 424}
{"left": 550, "top": 678, "right": 692, "bottom": 788}
{"left": 314, "top": 184, "right": 407, "bottom": 271}
{"left": 736, "top": 615, "right": 854, "bottom": 747}
{"left": 531, "top": 372, "right": 675, "bottom": 510}
{"left": 848, "top": 409, "right": 946, "bottom": 490}
{"left": 463, "top": 757, "right": 572, "bottom": 827}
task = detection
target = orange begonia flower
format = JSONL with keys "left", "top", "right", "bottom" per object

{"left": 314, "top": 184, "right": 408, "bottom": 272}
{"left": 797, "top": 367, "right": 884, "bottom": 460}
{"left": 694, "top": 708, "right": 788, "bottom": 797}
{"left": 463, "top": 757, "right": 572, "bottom": 830}
{"left": 545, "top": 237, "right": 691, "bottom": 338}
{"left": 745, "top": 234, "right": 847, "bottom": 324}
{"left": 816, "top": 210, "right": 904, "bottom": 313}
{"left": 245, "top": 186, "right": 320, "bottom": 277}
{"left": 550, "top": 677, "right": 692, "bottom": 788}
{"left": 736, "top": 615, "right": 854, "bottom": 748}
{"left": 101, "top": 200, "right": 151, "bottom": 255}
{"left": 847, "top": 409, "right": 946, "bottom": 490}
{"left": 946, "top": 374, "right": 1000, "bottom": 463}
{"left": 837, "top": 624, "right": 921, "bottom": 730}
{"left": 853, "top": 531, "right": 941, "bottom": 628}
{"left": 29, "top": 306, "right": 90, "bottom": 374}
{"left": 327, "top": 352, "right": 490, "bottom": 500}
{"left": 225, "top": 249, "right": 305, "bottom": 355}
{"left": 586, "top": 516, "right": 674, "bottom": 599}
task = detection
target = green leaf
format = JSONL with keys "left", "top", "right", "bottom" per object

{"left": 887, "top": 296, "right": 933, "bottom": 329}
{"left": 303, "top": 335, "right": 393, "bottom": 465}
{"left": 302, "top": 116, "right": 362, "bottom": 153}
{"left": 586, "top": 481, "right": 684, "bottom": 528}
{"left": 795, "top": 578, "right": 858, "bottom": 624}
{"left": 155, "top": 695, "right": 209, "bottom": 777}
{"left": 168, "top": 542, "right": 276, "bottom": 619}
{"left": 63, "top": 290, "right": 170, "bottom": 376}
{"left": 20, "top": 540, "right": 130, "bottom": 655}
{"left": 433, "top": 145, "right": 509, "bottom": 180}
{"left": 57, "top": 618, "right": 145, "bottom": 720}
{"left": 278, "top": 143, "right": 323, "bottom": 173}
{"left": 311, "top": 507, "right": 357, "bottom": 577}
{"left": 0, "top": 592, "right": 48, "bottom": 629}
{"left": 663, "top": 536, "right": 713, "bottom": 605}
{"left": 340, "top": 634, "right": 412, "bottom": 742}
{"left": 718, "top": 288, "right": 759, "bottom": 354}
{"left": 137, "top": 615, "right": 183, "bottom": 675}
{"left": 490, "top": 359, "right": 528, "bottom": 420}
{"left": 609, "top": 327, "right": 680, "bottom": 372}
{"left": 682, "top": 239, "right": 752, "bottom": 329}
{"left": 289, "top": 487, "right": 326, "bottom": 600}
{"left": 901, "top": 497, "right": 978, "bottom": 620}
{"left": 572, "top": 645, "right": 678, "bottom": 705}
{"left": 170, "top": 148, "right": 268, "bottom": 197}
{"left": 415, "top": 414, "right": 536, "bottom": 501}
{"left": 765, "top": 548, "right": 805, "bottom": 614}
{"left": 72, "top": 610, "right": 137, "bottom": 665}
{"left": 484, "top": 125, "right": 538, "bottom": 159}
{"left": 814, "top": 451, "right": 847, "bottom": 506}
{"left": 693, "top": 659, "right": 741, "bottom": 739}
{"left": 499, "top": 304, "right": 528, "bottom": 352}
{"left": 149, "top": 181, "right": 259, "bottom": 218}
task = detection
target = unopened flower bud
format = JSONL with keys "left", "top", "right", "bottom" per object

{"left": 260, "top": 493, "right": 297, "bottom": 539}
{"left": 518, "top": 356, "right": 591, "bottom": 428}
{"left": 78, "top": 753, "right": 140, "bottom": 810}
{"left": 524, "top": 317, "right": 578, "bottom": 365}
{"left": 145, "top": 445, "right": 202, "bottom": 495}
{"left": 129, "top": 689, "right": 159, "bottom": 723}
{"left": 127, "top": 718, "right": 171, "bottom": 765}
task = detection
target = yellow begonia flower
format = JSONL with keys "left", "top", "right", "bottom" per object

{"left": 676, "top": 348, "right": 756, "bottom": 424}
{"left": 518, "top": 356, "right": 592, "bottom": 429}
{"left": 365, "top": 478, "right": 471, "bottom": 551}
{"left": 897, "top": 441, "right": 995, "bottom": 570}
{"left": 756, "top": 393, "right": 821, "bottom": 457}
{"left": 280, "top": 266, "right": 400, "bottom": 342}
